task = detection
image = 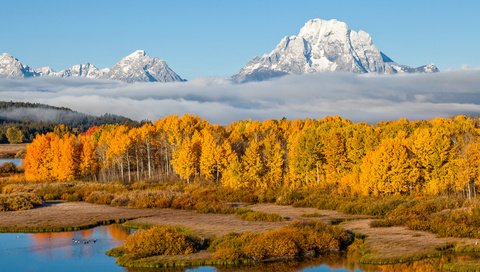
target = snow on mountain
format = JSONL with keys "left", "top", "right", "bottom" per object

{"left": 59, "top": 63, "right": 103, "bottom": 78}
{"left": 233, "top": 18, "right": 439, "bottom": 82}
{"left": 0, "top": 53, "right": 39, "bottom": 79}
{"left": 105, "top": 50, "right": 185, "bottom": 83}
{"left": 0, "top": 50, "right": 185, "bottom": 83}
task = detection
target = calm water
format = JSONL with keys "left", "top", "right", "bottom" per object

{"left": 0, "top": 225, "right": 130, "bottom": 272}
{"left": 0, "top": 158, "right": 23, "bottom": 166}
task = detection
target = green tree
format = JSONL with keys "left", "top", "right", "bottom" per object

{"left": 5, "top": 127, "right": 24, "bottom": 144}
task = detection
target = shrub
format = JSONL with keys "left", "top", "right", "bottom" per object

{"left": 210, "top": 221, "right": 353, "bottom": 262}
{"left": 0, "top": 192, "right": 42, "bottom": 211}
{"left": 85, "top": 191, "right": 115, "bottom": 205}
{"left": 123, "top": 226, "right": 201, "bottom": 259}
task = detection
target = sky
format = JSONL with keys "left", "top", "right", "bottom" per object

{"left": 1, "top": 0, "right": 479, "bottom": 79}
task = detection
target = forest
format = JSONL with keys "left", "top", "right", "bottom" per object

{"left": 23, "top": 114, "right": 480, "bottom": 198}
{"left": 0, "top": 101, "right": 136, "bottom": 143}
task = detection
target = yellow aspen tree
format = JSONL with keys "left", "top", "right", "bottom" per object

{"left": 199, "top": 127, "right": 221, "bottom": 181}
{"left": 287, "top": 127, "right": 324, "bottom": 188}
{"left": 56, "top": 133, "right": 80, "bottom": 182}
{"left": 171, "top": 132, "right": 201, "bottom": 182}
{"left": 411, "top": 124, "right": 456, "bottom": 195}
{"left": 323, "top": 129, "right": 348, "bottom": 189}
{"left": 78, "top": 130, "right": 99, "bottom": 180}
{"left": 360, "top": 135, "right": 420, "bottom": 196}
{"left": 219, "top": 140, "right": 243, "bottom": 189}
{"left": 24, "top": 133, "right": 54, "bottom": 182}
{"left": 456, "top": 140, "right": 480, "bottom": 198}
{"left": 262, "top": 134, "right": 284, "bottom": 190}
{"left": 241, "top": 139, "right": 264, "bottom": 189}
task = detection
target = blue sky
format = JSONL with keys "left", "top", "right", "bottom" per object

{"left": 1, "top": 0, "right": 478, "bottom": 79}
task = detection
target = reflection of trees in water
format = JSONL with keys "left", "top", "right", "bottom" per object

{"left": 80, "top": 229, "right": 94, "bottom": 239}
{"left": 106, "top": 224, "right": 130, "bottom": 241}
{"left": 30, "top": 231, "right": 75, "bottom": 257}
{"left": 28, "top": 224, "right": 130, "bottom": 259}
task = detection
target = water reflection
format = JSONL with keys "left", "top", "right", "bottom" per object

{"left": 0, "top": 224, "right": 130, "bottom": 272}
{"left": 0, "top": 158, "right": 23, "bottom": 166}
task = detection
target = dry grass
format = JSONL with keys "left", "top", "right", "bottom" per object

{"left": 341, "top": 219, "right": 480, "bottom": 260}
{"left": 128, "top": 210, "right": 285, "bottom": 238}
{"left": 248, "top": 203, "right": 370, "bottom": 222}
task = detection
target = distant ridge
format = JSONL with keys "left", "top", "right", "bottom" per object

{"left": 0, "top": 50, "right": 185, "bottom": 83}
{"left": 0, "top": 101, "right": 136, "bottom": 129}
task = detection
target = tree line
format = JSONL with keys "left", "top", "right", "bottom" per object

{"left": 23, "top": 114, "right": 480, "bottom": 198}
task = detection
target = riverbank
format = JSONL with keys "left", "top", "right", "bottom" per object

{"left": 0, "top": 202, "right": 285, "bottom": 235}
{"left": 0, "top": 144, "right": 26, "bottom": 159}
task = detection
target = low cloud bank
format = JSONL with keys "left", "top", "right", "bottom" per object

{"left": 1, "top": 70, "right": 479, "bottom": 124}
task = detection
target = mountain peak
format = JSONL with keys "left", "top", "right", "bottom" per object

{"left": 298, "top": 18, "right": 348, "bottom": 38}
{"left": 0, "top": 53, "right": 38, "bottom": 79}
{"left": 106, "top": 50, "right": 184, "bottom": 83}
{"left": 125, "top": 50, "right": 147, "bottom": 59}
{"left": 233, "top": 18, "right": 438, "bottom": 82}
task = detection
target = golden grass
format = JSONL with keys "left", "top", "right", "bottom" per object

{"left": 341, "top": 219, "right": 480, "bottom": 262}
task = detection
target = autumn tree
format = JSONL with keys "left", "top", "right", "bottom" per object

{"left": 171, "top": 132, "right": 201, "bottom": 182}
{"left": 24, "top": 133, "right": 54, "bottom": 181}
{"left": 199, "top": 127, "right": 223, "bottom": 182}
{"left": 287, "top": 127, "right": 324, "bottom": 188}
{"left": 360, "top": 134, "right": 420, "bottom": 196}
{"left": 242, "top": 139, "right": 265, "bottom": 189}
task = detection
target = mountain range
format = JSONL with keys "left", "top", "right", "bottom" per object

{"left": 0, "top": 50, "right": 185, "bottom": 83}
{"left": 0, "top": 18, "right": 438, "bottom": 83}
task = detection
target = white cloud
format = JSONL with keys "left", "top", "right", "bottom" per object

{"left": 1, "top": 70, "right": 480, "bottom": 124}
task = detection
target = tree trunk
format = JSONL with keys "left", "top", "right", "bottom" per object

{"left": 146, "top": 139, "right": 152, "bottom": 179}
{"left": 135, "top": 146, "right": 140, "bottom": 181}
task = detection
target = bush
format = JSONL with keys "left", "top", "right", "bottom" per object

{"left": 210, "top": 221, "right": 353, "bottom": 262}
{"left": 0, "top": 192, "right": 42, "bottom": 211}
{"left": 85, "top": 191, "right": 115, "bottom": 205}
{"left": 123, "top": 226, "right": 201, "bottom": 258}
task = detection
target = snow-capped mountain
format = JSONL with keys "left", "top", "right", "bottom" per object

{"left": 233, "top": 18, "right": 439, "bottom": 82}
{"left": 59, "top": 63, "right": 103, "bottom": 79}
{"left": 105, "top": 50, "right": 184, "bottom": 83}
{"left": 0, "top": 53, "right": 39, "bottom": 79}
{"left": 0, "top": 50, "right": 185, "bottom": 83}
